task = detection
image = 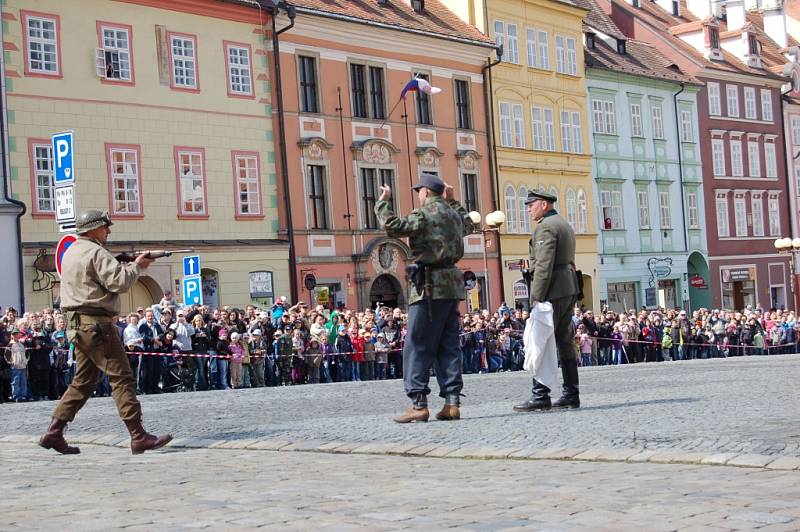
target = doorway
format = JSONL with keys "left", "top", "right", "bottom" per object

{"left": 369, "top": 274, "right": 403, "bottom": 309}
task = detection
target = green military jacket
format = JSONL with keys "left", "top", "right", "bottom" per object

{"left": 375, "top": 195, "right": 475, "bottom": 304}
{"left": 529, "top": 209, "right": 579, "bottom": 304}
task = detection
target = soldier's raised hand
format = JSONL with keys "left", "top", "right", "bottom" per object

{"left": 444, "top": 183, "right": 454, "bottom": 201}
{"left": 378, "top": 184, "right": 392, "bottom": 201}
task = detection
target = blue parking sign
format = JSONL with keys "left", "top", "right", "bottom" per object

{"left": 182, "top": 275, "right": 203, "bottom": 306}
{"left": 52, "top": 131, "right": 74, "bottom": 184}
{"left": 183, "top": 255, "right": 200, "bottom": 277}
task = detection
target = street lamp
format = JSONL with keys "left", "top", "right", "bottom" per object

{"left": 773, "top": 237, "right": 800, "bottom": 310}
{"left": 469, "top": 210, "right": 505, "bottom": 310}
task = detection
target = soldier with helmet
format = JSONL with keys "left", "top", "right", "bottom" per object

{"left": 39, "top": 209, "right": 173, "bottom": 455}
{"left": 375, "top": 173, "right": 476, "bottom": 423}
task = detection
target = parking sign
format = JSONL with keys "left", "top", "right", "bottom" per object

{"left": 52, "top": 131, "right": 75, "bottom": 185}
{"left": 182, "top": 275, "right": 203, "bottom": 306}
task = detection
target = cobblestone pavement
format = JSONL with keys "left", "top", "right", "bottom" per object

{"left": 2, "top": 442, "right": 800, "bottom": 531}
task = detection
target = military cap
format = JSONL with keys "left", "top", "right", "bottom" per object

{"left": 75, "top": 209, "right": 114, "bottom": 234}
{"left": 524, "top": 189, "right": 558, "bottom": 205}
{"left": 411, "top": 173, "right": 446, "bottom": 194}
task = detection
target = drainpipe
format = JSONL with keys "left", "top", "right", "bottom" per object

{"left": 0, "top": 5, "right": 27, "bottom": 312}
{"left": 269, "top": 2, "right": 298, "bottom": 303}
{"left": 482, "top": 35, "right": 503, "bottom": 306}
{"left": 780, "top": 85, "right": 798, "bottom": 310}
{"left": 672, "top": 83, "right": 688, "bottom": 253}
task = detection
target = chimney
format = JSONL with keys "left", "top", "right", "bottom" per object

{"left": 686, "top": 0, "right": 713, "bottom": 20}
{"left": 763, "top": 1, "right": 788, "bottom": 48}
{"left": 726, "top": 0, "right": 746, "bottom": 31}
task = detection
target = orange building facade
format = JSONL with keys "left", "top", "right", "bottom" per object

{"left": 270, "top": 1, "right": 500, "bottom": 310}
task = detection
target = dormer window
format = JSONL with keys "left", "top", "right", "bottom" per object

{"left": 672, "top": 0, "right": 680, "bottom": 16}
{"left": 617, "top": 39, "right": 626, "bottom": 55}
{"left": 748, "top": 34, "right": 759, "bottom": 55}
{"left": 585, "top": 32, "right": 596, "bottom": 49}
{"left": 710, "top": 28, "right": 720, "bottom": 49}
{"left": 411, "top": 0, "right": 424, "bottom": 12}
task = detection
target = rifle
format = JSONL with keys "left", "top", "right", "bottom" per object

{"left": 115, "top": 249, "right": 194, "bottom": 262}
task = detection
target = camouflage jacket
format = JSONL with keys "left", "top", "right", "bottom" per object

{"left": 375, "top": 195, "right": 476, "bottom": 304}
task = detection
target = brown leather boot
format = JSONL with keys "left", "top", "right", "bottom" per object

{"left": 39, "top": 418, "right": 81, "bottom": 455}
{"left": 124, "top": 418, "right": 173, "bottom": 455}
{"left": 393, "top": 406, "right": 429, "bottom": 423}
{"left": 435, "top": 405, "right": 460, "bottom": 421}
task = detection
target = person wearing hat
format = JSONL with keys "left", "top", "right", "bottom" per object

{"left": 514, "top": 189, "right": 581, "bottom": 412}
{"left": 248, "top": 329, "right": 267, "bottom": 388}
{"left": 40, "top": 209, "right": 173, "bottom": 455}
{"left": 374, "top": 173, "right": 477, "bottom": 423}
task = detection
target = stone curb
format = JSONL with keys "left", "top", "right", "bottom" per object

{"left": 4, "top": 434, "right": 800, "bottom": 471}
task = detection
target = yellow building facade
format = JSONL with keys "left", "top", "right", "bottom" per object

{"left": 3, "top": 0, "right": 289, "bottom": 312}
{"left": 442, "top": 0, "right": 598, "bottom": 310}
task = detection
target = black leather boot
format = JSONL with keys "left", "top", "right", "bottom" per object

{"left": 513, "top": 379, "right": 551, "bottom": 412}
{"left": 552, "top": 358, "right": 580, "bottom": 409}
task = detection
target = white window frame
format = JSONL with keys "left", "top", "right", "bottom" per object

{"left": 577, "top": 188, "right": 587, "bottom": 233}
{"left": 765, "top": 143, "right": 777, "bottom": 177}
{"left": 32, "top": 143, "right": 55, "bottom": 214}
{"left": 512, "top": 103, "right": 525, "bottom": 148}
{"left": 98, "top": 26, "right": 132, "bottom": 81}
{"left": 751, "top": 194, "right": 764, "bottom": 236}
{"left": 603, "top": 100, "right": 617, "bottom": 134}
{"left": 532, "top": 106, "right": 544, "bottom": 150}
{"left": 637, "top": 189, "right": 650, "bottom": 229}
{"left": 708, "top": 82, "right": 721, "bottom": 116}
{"left": 600, "top": 189, "right": 623, "bottom": 230}
{"left": 25, "top": 13, "right": 59, "bottom": 75}
{"left": 571, "top": 111, "right": 582, "bottom": 153}
{"left": 499, "top": 102, "right": 512, "bottom": 147}
{"left": 109, "top": 147, "right": 142, "bottom": 216}
{"left": 494, "top": 20, "right": 505, "bottom": 53}
{"left": 561, "top": 111, "right": 572, "bottom": 153}
{"left": 680, "top": 109, "right": 693, "bottom": 142}
{"left": 761, "top": 89, "right": 773, "bottom": 122}
{"left": 651, "top": 105, "right": 664, "bottom": 139}
{"left": 592, "top": 99, "right": 605, "bottom": 134}
{"left": 526, "top": 28, "right": 537, "bottom": 68}
{"left": 630, "top": 103, "right": 643, "bottom": 137}
{"left": 226, "top": 43, "right": 253, "bottom": 96}
{"left": 566, "top": 37, "right": 577, "bottom": 75}
{"left": 727, "top": 85, "right": 739, "bottom": 118}
{"left": 544, "top": 108, "right": 555, "bottom": 151}
{"left": 659, "top": 191, "right": 671, "bottom": 229}
{"left": 730, "top": 140, "right": 743, "bottom": 177}
{"left": 687, "top": 192, "right": 699, "bottom": 229}
{"left": 518, "top": 186, "right": 530, "bottom": 233}
{"left": 716, "top": 195, "right": 730, "bottom": 237}
{"left": 734, "top": 194, "right": 747, "bottom": 237}
{"left": 555, "top": 34, "right": 566, "bottom": 73}
{"left": 768, "top": 195, "right": 780, "bottom": 236}
{"left": 744, "top": 87, "right": 757, "bottom": 120}
{"left": 566, "top": 188, "right": 576, "bottom": 230}
{"left": 170, "top": 34, "right": 197, "bottom": 89}
{"left": 176, "top": 149, "right": 207, "bottom": 216}
{"left": 538, "top": 30, "right": 549, "bottom": 69}
{"left": 791, "top": 116, "right": 800, "bottom": 146}
{"left": 504, "top": 184, "right": 518, "bottom": 233}
{"left": 234, "top": 153, "right": 262, "bottom": 217}
{"left": 507, "top": 23, "right": 519, "bottom": 64}
{"left": 712, "top": 139, "right": 726, "bottom": 176}
{"left": 748, "top": 141, "right": 761, "bottom": 177}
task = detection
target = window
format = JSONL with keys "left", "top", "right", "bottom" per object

{"left": 687, "top": 193, "right": 699, "bottom": 229}
{"left": 512, "top": 104, "right": 525, "bottom": 148}
{"left": 566, "top": 189, "right": 576, "bottom": 230}
{"left": 30, "top": 141, "right": 54, "bottom": 215}
{"left": 23, "top": 11, "right": 60, "bottom": 76}
{"left": 630, "top": 103, "right": 643, "bottom": 137}
{"left": 672, "top": 0, "right": 680, "bottom": 16}
{"left": 680, "top": 110, "right": 693, "bottom": 142}
{"left": 175, "top": 148, "right": 207, "bottom": 217}
{"left": 106, "top": 145, "right": 142, "bottom": 217}
{"left": 734, "top": 194, "right": 747, "bottom": 237}
{"left": 651, "top": 105, "right": 664, "bottom": 139}
{"left": 369, "top": 66, "right": 385, "bottom": 120}
{"left": 561, "top": 111, "right": 572, "bottom": 153}
{"left": 712, "top": 139, "right": 726, "bottom": 176}
{"left": 637, "top": 190, "right": 650, "bottom": 228}
{"left": 532, "top": 107, "right": 544, "bottom": 150}
{"left": 518, "top": 186, "right": 529, "bottom": 233}
{"left": 709, "top": 27, "right": 720, "bottom": 49}
{"left": 751, "top": 194, "right": 764, "bottom": 236}
{"left": 462, "top": 173, "right": 479, "bottom": 213}
{"left": 600, "top": 189, "right": 623, "bottom": 229}
{"left": 765, "top": 143, "right": 777, "bottom": 177}
{"left": 748, "top": 141, "right": 761, "bottom": 177}
{"left": 748, "top": 34, "right": 759, "bottom": 55}
{"left": 592, "top": 99, "right": 616, "bottom": 134}
{"left": 233, "top": 152, "right": 262, "bottom": 217}
{"left": 538, "top": 30, "right": 549, "bottom": 69}
{"left": 298, "top": 55, "right": 319, "bottom": 113}
{"left": 730, "top": 140, "right": 743, "bottom": 177}
{"left": 761, "top": 89, "right": 773, "bottom": 122}
{"left": 307, "top": 165, "right": 328, "bottom": 229}
{"left": 350, "top": 64, "right": 367, "bottom": 118}
{"left": 526, "top": 28, "right": 537, "bottom": 68}
{"left": 544, "top": 108, "right": 555, "bottom": 151}
{"left": 414, "top": 72, "right": 432, "bottom": 125}
{"left": 499, "top": 102, "right": 512, "bottom": 147}
{"left": 555, "top": 35, "right": 566, "bottom": 73}
{"left": 727, "top": 85, "right": 739, "bottom": 117}
{"left": 744, "top": 87, "right": 757, "bottom": 119}
{"left": 494, "top": 20, "right": 505, "bottom": 54}
{"left": 454, "top": 79, "right": 471, "bottom": 129}
{"left": 716, "top": 195, "right": 729, "bottom": 237}
{"left": 659, "top": 191, "right": 671, "bottom": 229}
{"left": 361, "top": 168, "right": 394, "bottom": 229}
{"left": 768, "top": 195, "right": 780, "bottom": 236}
{"left": 791, "top": 116, "right": 800, "bottom": 146}
{"left": 169, "top": 33, "right": 198, "bottom": 90}
{"left": 566, "top": 37, "right": 577, "bottom": 75}
{"left": 576, "top": 189, "right": 587, "bottom": 233}
{"left": 571, "top": 112, "right": 582, "bottom": 153}
{"left": 225, "top": 43, "right": 252, "bottom": 96}
{"left": 507, "top": 24, "right": 519, "bottom": 64}
{"left": 504, "top": 184, "right": 518, "bottom": 233}
{"left": 97, "top": 24, "right": 132, "bottom": 82}
{"left": 707, "top": 82, "right": 721, "bottom": 116}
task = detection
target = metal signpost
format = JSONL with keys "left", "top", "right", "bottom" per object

{"left": 52, "top": 131, "right": 77, "bottom": 233}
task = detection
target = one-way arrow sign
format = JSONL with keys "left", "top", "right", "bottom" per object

{"left": 183, "top": 255, "right": 200, "bottom": 277}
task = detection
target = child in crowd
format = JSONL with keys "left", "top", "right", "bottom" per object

{"left": 351, "top": 329, "right": 365, "bottom": 382}
{"left": 611, "top": 325, "right": 624, "bottom": 365}
{"left": 228, "top": 332, "right": 244, "bottom": 388}
{"left": 291, "top": 329, "right": 305, "bottom": 384}
{"left": 578, "top": 324, "right": 592, "bottom": 367}
{"left": 50, "top": 331, "right": 71, "bottom": 398}
{"left": 335, "top": 325, "right": 353, "bottom": 382}
{"left": 215, "top": 328, "right": 231, "bottom": 390}
{"left": 241, "top": 333, "right": 251, "bottom": 388}
{"left": 306, "top": 337, "right": 322, "bottom": 384}
{"left": 5, "top": 328, "right": 30, "bottom": 401}
{"left": 375, "top": 333, "right": 389, "bottom": 380}
{"left": 319, "top": 335, "right": 334, "bottom": 383}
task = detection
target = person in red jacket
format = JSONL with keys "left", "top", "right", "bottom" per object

{"left": 351, "top": 330, "right": 366, "bottom": 382}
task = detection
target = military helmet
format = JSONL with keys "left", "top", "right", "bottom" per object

{"left": 75, "top": 209, "right": 114, "bottom": 234}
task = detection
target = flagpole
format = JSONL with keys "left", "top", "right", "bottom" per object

{"left": 402, "top": 97, "right": 415, "bottom": 209}
{"left": 379, "top": 97, "right": 404, "bottom": 130}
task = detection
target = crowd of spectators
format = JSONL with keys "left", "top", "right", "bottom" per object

{"left": 1, "top": 296, "right": 798, "bottom": 404}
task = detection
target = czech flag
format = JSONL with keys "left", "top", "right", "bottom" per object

{"left": 399, "top": 76, "right": 442, "bottom": 101}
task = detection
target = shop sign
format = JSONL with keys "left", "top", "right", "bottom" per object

{"left": 689, "top": 275, "right": 707, "bottom": 289}
{"left": 513, "top": 280, "right": 528, "bottom": 300}
{"left": 505, "top": 259, "right": 525, "bottom": 271}
{"left": 721, "top": 267, "right": 755, "bottom": 283}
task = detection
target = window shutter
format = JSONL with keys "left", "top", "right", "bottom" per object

{"left": 95, "top": 48, "right": 106, "bottom": 78}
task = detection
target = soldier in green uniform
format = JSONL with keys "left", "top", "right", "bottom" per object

{"left": 39, "top": 209, "right": 173, "bottom": 454}
{"left": 375, "top": 173, "right": 476, "bottom": 423}
{"left": 514, "top": 190, "right": 581, "bottom": 412}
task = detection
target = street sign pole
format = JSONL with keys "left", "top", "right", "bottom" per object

{"left": 52, "top": 131, "right": 77, "bottom": 232}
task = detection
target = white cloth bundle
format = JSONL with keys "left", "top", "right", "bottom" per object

{"left": 523, "top": 302, "right": 558, "bottom": 392}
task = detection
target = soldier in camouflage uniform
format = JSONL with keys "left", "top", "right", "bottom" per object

{"left": 375, "top": 173, "right": 476, "bottom": 423}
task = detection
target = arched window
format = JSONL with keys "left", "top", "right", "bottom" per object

{"left": 577, "top": 188, "right": 587, "bottom": 233}
{"left": 549, "top": 186, "right": 558, "bottom": 200}
{"left": 566, "top": 188, "right": 576, "bottom": 230}
{"left": 518, "top": 186, "right": 529, "bottom": 233}
{"left": 504, "top": 184, "right": 518, "bottom": 233}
